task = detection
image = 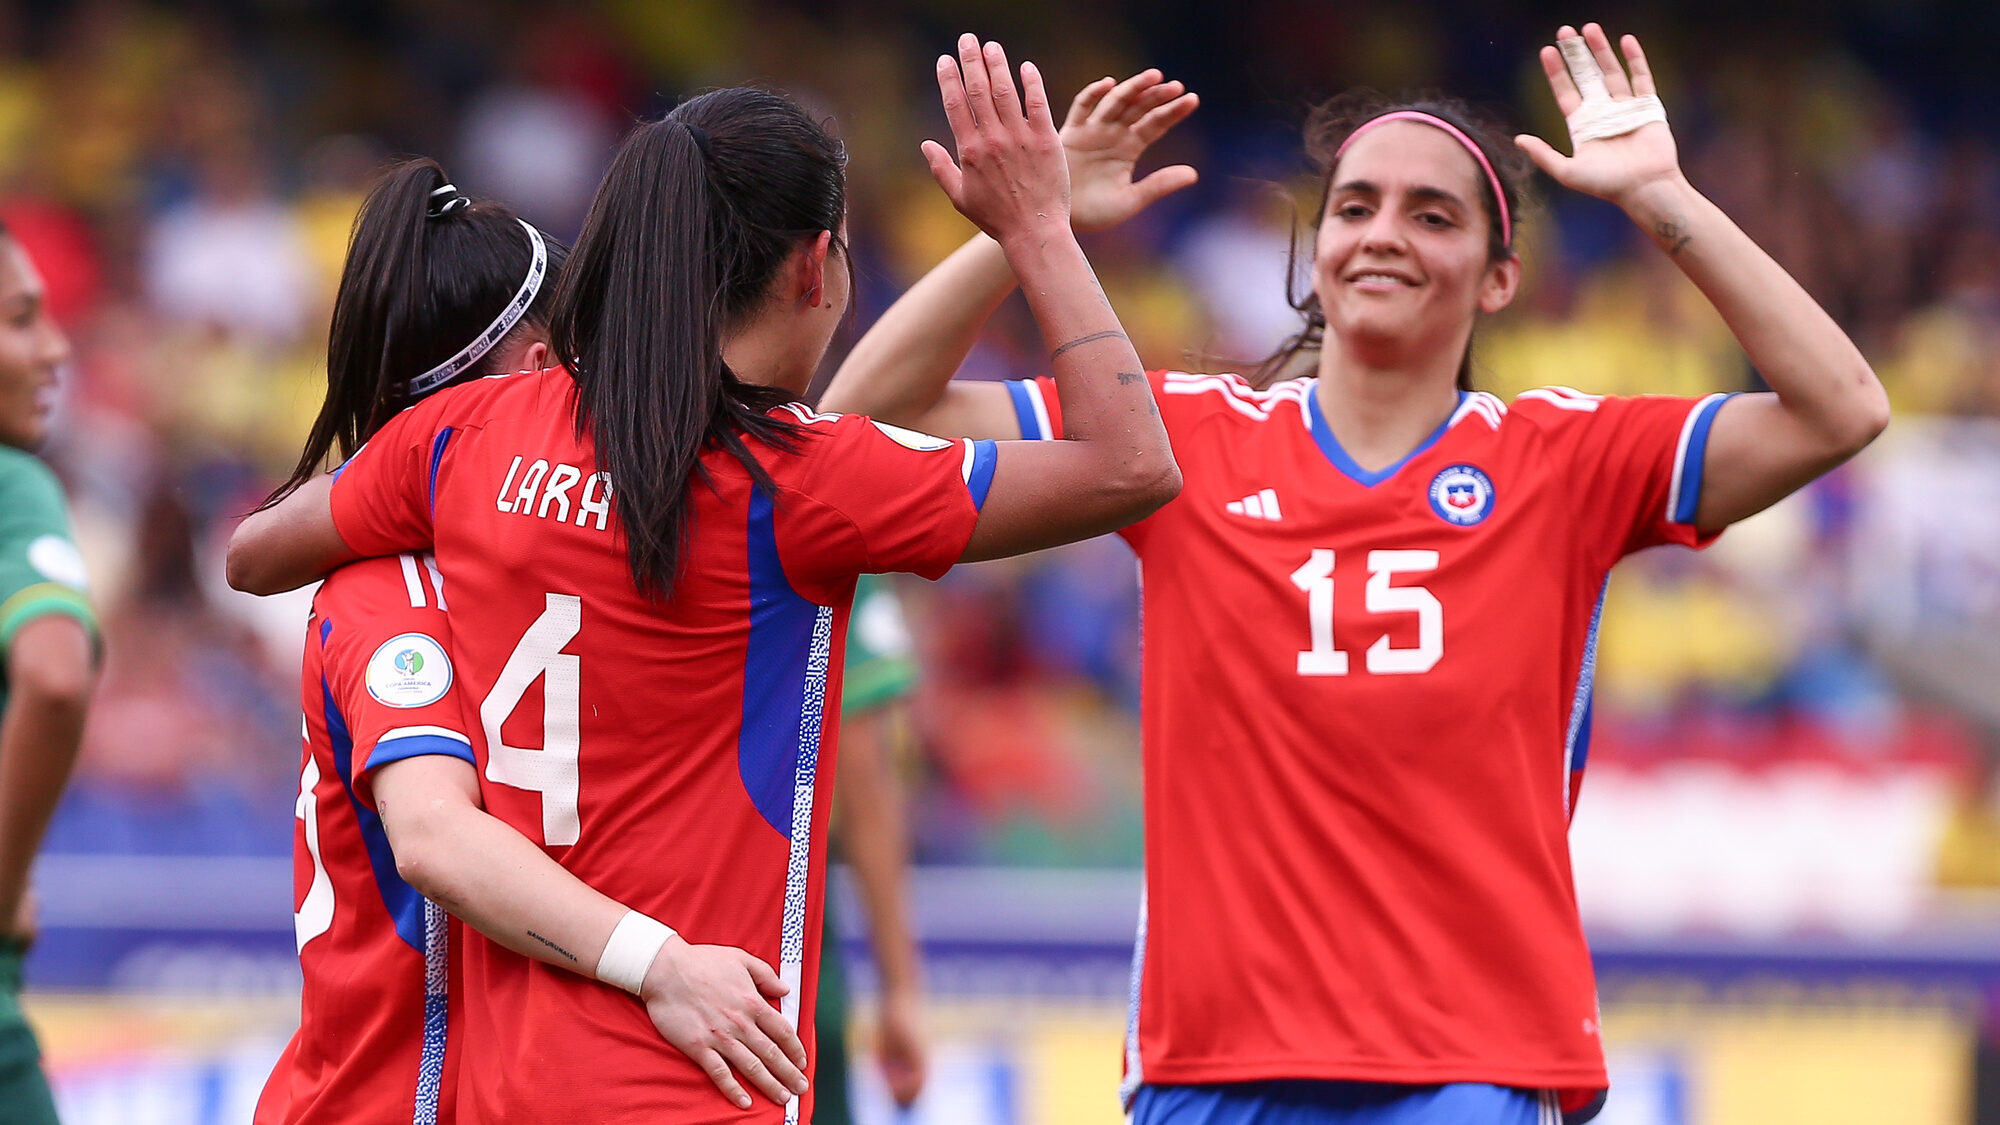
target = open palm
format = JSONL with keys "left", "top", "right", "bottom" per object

{"left": 1517, "top": 23, "right": 1683, "bottom": 206}
{"left": 1059, "top": 70, "right": 1200, "bottom": 232}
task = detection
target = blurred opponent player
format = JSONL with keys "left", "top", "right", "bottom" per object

{"left": 0, "top": 218, "right": 94, "bottom": 1125}
{"left": 229, "top": 44, "right": 1179, "bottom": 1123}
{"left": 817, "top": 575, "right": 928, "bottom": 1121}
{"left": 252, "top": 161, "right": 802, "bottom": 1124}
{"left": 822, "top": 24, "right": 1889, "bottom": 1124}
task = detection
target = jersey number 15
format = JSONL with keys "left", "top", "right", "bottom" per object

{"left": 1290, "top": 549, "right": 1441, "bottom": 676}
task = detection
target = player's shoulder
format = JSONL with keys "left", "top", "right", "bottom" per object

{"left": 761, "top": 401, "right": 964, "bottom": 472}
{"left": 1492, "top": 386, "right": 1623, "bottom": 443}
{"left": 0, "top": 444, "right": 64, "bottom": 503}
{"left": 1155, "top": 370, "right": 1315, "bottom": 429}
{"left": 400, "top": 365, "right": 564, "bottom": 432}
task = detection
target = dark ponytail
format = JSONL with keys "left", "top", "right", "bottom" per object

{"left": 553, "top": 88, "right": 847, "bottom": 597}
{"left": 263, "top": 157, "right": 569, "bottom": 507}
{"left": 1255, "top": 91, "right": 1535, "bottom": 389}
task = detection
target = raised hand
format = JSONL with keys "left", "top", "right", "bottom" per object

{"left": 922, "top": 34, "right": 1069, "bottom": 245}
{"left": 1061, "top": 70, "right": 1199, "bottom": 232}
{"left": 640, "top": 937, "right": 809, "bottom": 1111}
{"left": 1515, "top": 23, "right": 1682, "bottom": 208}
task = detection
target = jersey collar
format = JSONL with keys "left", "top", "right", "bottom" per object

{"left": 1305, "top": 384, "right": 1465, "bottom": 488}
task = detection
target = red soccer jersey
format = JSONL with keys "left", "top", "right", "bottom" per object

{"left": 256, "top": 553, "right": 477, "bottom": 1125}
{"left": 326, "top": 367, "right": 992, "bottom": 1123}
{"left": 1007, "top": 372, "right": 1732, "bottom": 1108}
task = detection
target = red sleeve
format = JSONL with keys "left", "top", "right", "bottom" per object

{"left": 1006, "top": 370, "right": 1200, "bottom": 555}
{"left": 1513, "top": 388, "right": 1736, "bottom": 566}
{"left": 328, "top": 393, "right": 456, "bottom": 559}
{"left": 318, "top": 556, "right": 477, "bottom": 813}
{"left": 771, "top": 408, "right": 987, "bottom": 602}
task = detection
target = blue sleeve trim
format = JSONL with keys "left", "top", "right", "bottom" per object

{"left": 966, "top": 440, "right": 999, "bottom": 510}
{"left": 331, "top": 459, "right": 348, "bottom": 483}
{"left": 1004, "top": 381, "right": 1043, "bottom": 440}
{"left": 367, "top": 733, "right": 476, "bottom": 773}
{"left": 1672, "top": 393, "right": 1737, "bottom": 525}
{"left": 427, "top": 427, "right": 455, "bottom": 515}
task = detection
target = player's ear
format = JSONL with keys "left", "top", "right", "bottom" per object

{"left": 798, "top": 230, "right": 832, "bottom": 308}
{"left": 521, "top": 340, "right": 550, "bottom": 372}
{"left": 1478, "top": 253, "right": 1521, "bottom": 315}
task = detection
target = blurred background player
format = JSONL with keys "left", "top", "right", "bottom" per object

{"left": 0, "top": 219, "right": 93, "bottom": 1125}
{"left": 228, "top": 45, "right": 1180, "bottom": 1121}
{"left": 823, "top": 22, "right": 1887, "bottom": 1125}
{"left": 817, "top": 573, "right": 928, "bottom": 1120}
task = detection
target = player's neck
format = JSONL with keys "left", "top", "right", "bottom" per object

{"left": 1313, "top": 347, "right": 1463, "bottom": 474}
{"left": 719, "top": 310, "right": 814, "bottom": 396}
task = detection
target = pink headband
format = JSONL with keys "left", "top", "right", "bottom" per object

{"left": 1333, "top": 110, "right": 1512, "bottom": 248}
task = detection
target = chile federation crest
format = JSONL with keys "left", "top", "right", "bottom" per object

{"left": 1428, "top": 463, "right": 1495, "bottom": 526}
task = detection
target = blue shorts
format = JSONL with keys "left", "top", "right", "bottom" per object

{"left": 1129, "top": 1081, "right": 1564, "bottom": 1125}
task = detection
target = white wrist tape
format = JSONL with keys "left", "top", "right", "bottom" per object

{"left": 596, "top": 910, "right": 676, "bottom": 995}
{"left": 1558, "top": 35, "right": 1668, "bottom": 146}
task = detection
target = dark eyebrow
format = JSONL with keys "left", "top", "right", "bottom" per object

{"left": 1331, "top": 180, "right": 1468, "bottom": 211}
{"left": 1406, "top": 185, "right": 1469, "bottom": 210}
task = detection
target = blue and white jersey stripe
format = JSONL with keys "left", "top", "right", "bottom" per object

{"left": 1666, "top": 393, "right": 1735, "bottom": 525}
{"left": 1119, "top": 884, "right": 1150, "bottom": 1110}
{"left": 1563, "top": 581, "right": 1609, "bottom": 816}
{"left": 737, "top": 486, "right": 836, "bottom": 1125}
{"left": 412, "top": 899, "right": 450, "bottom": 1125}
{"left": 1005, "top": 379, "right": 1056, "bottom": 441}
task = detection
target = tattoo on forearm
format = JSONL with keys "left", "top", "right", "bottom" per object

{"left": 527, "top": 930, "right": 579, "bottom": 963}
{"left": 1117, "top": 371, "right": 1145, "bottom": 385}
{"left": 1655, "top": 217, "right": 1693, "bottom": 256}
{"left": 1050, "top": 330, "right": 1128, "bottom": 360}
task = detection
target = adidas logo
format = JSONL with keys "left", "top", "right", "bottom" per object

{"left": 1226, "top": 489, "right": 1283, "bottom": 521}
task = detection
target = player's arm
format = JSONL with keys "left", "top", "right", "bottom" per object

{"left": 819, "top": 65, "right": 1197, "bottom": 441}
{"left": 833, "top": 700, "right": 925, "bottom": 1107}
{"left": 1517, "top": 23, "right": 1888, "bottom": 533}
{"left": 229, "top": 397, "right": 447, "bottom": 595}
{"left": 0, "top": 460, "right": 98, "bottom": 940}
{"left": 226, "top": 474, "right": 356, "bottom": 595}
{"left": 922, "top": 38, "right": 1179, "bottom": 561}
{"left": 0, "top": 615, "right": 93, "bottom": 938}
{"left": 371, "top": 757, "right": 808, "bottom": 1110}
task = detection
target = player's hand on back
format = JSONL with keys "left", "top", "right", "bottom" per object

{"left": 922, "top": 35, "right": 1069, "bottom": 246}
{"left": 1061, "top": 70, "right": 1199, "bottom": 232}
{"left": 1515, "top": 22, "right": 1682, "bottom": 208}
{"left": 640, "top": 937, "right": 808, "bottom": 1110}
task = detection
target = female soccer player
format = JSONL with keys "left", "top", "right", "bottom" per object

{"left": 252, "top": 159, "right": 810, "bottom": 1124}
{"left": 230, "top": 39, "right": 1179, "bottom": 1123}
{"left": 819, "top": 23, "right": 1888, "bottom": 1125}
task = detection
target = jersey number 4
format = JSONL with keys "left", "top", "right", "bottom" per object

{"left": 481, "top": 593, "right": 582, "bottom": 846}
{"left": 1290, "top": 549, "right": 1441, "bottom": 676}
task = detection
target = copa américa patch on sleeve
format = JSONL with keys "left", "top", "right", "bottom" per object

{"left": 365, "top": 632, "right": 453, "bottom": 708}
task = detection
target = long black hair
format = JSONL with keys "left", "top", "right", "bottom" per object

{"left": 552, "top": 87, "right": 847, "bottom": 597}
{"left": 1255, "top": 91, "right": 1535, "bottom": 389}
{"left": 265, "top": 158, "right": 568, "bottom": 506}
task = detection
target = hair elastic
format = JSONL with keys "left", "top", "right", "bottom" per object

{"left": 1334, "top": 110, "right": 1512, "bottom": 248}
{"left": 681, "top": 120, "right": 712, "bottom": 157}
{"left": 427, "top": 183, "right": 472, "bottom": 218}
{"left": 407, "top": 218, "right": 548, "bottom": 396}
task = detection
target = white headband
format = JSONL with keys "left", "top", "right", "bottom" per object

{"left": 1557, "top": 35, "right": 1668, "bottom": 147}
{"left": 408, "top": 218, "right": 548, "bottom": 396}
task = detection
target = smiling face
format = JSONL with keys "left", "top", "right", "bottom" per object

{"left": 1311, "top": 121, "right": 1519, "bottom": 370}
{"left": 0, "top": 238, "right": 72, "bottom": 450}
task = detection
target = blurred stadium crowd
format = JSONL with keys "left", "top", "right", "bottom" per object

{"left": 12, "top": 0, "right": 2000, "bottom": 894}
